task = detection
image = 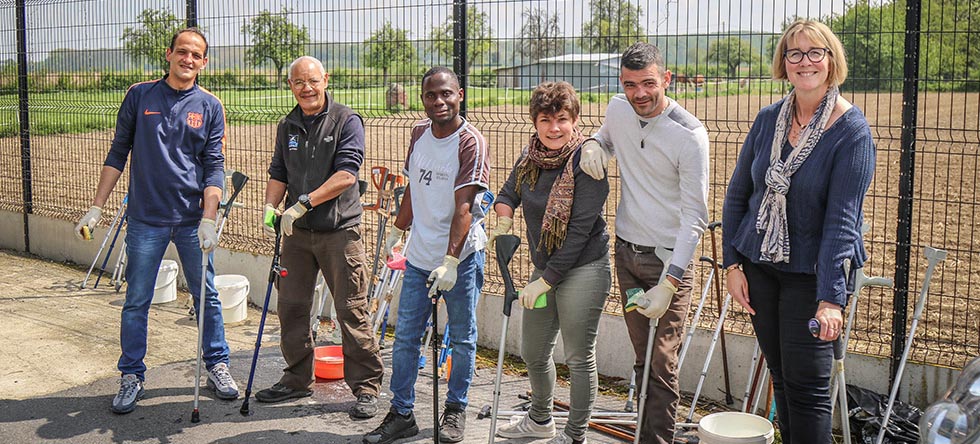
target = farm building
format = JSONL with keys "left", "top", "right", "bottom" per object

{"left": 495, "top": 53, "right": 622, "bottom": 92}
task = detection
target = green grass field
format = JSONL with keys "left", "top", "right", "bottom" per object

{"left": 0, "top": 81, "right": 783, "bottom": 138}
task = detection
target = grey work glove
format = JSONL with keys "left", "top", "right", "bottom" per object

{"left": 579, "top": 139, "right": 610, "bottom": 180}
{"left": 280, "top": 202, "right": 308, "bottom": 237}
{"left": 74, "top": 206, "right": 102, "bottom": 240}
{"left": 636, "top": 279, "right": 678, "bottom": 320}
{"left": 427, "top": 255, "right": 460, "bottom": 297}
{"left": 198, "top": 217, "right": 218, "bottom": 253}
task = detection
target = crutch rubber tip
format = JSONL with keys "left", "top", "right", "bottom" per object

{"left": 191, "top": 409, "right": 200, "bottom": 423}
{"left": 477, "top": 405, "right": 491, "bottom": 419}
{"left": 239, "top": 402, "right": 250, "bottom": 416}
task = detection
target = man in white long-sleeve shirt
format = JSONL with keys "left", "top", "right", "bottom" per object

{"left": 581, "top": 41, "right": 709, "bottom": 444}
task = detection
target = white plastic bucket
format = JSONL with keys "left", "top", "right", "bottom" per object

{"left": 151, "top": 260, "right": 178, "bottom": 304}
{"left": 215, "top": 274, "right": 249, "bottom": 323}
{"left": 698, "top": 412, "right": 775, "bottom": 444}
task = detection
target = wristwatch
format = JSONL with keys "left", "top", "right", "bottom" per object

{"left": 297, "top": 194, "right": 313, "bottom": 211}
{"left": 726, "top": 263, "right": 742, "bottom": 272}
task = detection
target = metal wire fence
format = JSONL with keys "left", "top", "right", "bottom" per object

{"left": 1, "top": 0, "right": 978, "bottom": 370}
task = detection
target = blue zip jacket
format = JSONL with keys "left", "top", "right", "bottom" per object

{"left": 722, "top": 99, "right": 876, "bottom": 307}
{"left": 104, "top": 76, "right": 225, "bottom": 225}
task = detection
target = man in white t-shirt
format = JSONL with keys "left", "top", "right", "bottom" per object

{"left": 363, "top": 67, "right": 490, "bottom": 444}
{"left": 581, "top": 42, "right": 710, "bottom": 444}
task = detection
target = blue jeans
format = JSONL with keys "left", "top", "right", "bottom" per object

{"left": 118, "top": 218, "right": 229, "bottom": 380}
{"left": 389, "top": 251, "right": 485, "bottom": 415}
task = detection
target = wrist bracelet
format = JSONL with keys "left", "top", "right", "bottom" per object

{"left": 726, "top": 263, "right": 742, "bottom": 272}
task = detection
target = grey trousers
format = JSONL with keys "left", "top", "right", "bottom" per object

{"left": 522, "top": 253, "right": 611, "bottom": 440}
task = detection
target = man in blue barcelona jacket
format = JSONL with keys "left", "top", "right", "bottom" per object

{"left": 74, "top": 28, "right": 239, "bottom": 415}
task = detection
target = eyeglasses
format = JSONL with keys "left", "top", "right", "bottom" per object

{"left": 784, "top": 47, "right": 831, "bottom": 64}
{"left": 289, "top": 77, "right": 323, "bottom": 89}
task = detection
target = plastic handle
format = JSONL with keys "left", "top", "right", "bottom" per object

{"left": 494, "top": 234, "right": 521, "bottom": 317}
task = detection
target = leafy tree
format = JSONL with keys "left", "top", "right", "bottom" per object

{"left": 121, "top": 8, "right": 183, "bottom": 72}
{"left": 429, "top": 6, "right": 496, "bottom": 72}
{"left": 518, "top": 7, "right": 564, "bottom": 62}
{"left": 827, "top": 2, "right": 904, "bottom": 90}
{"left": 363, "top": 21, "right": 417, "bottom": 86}
{"left": 580, "top": 0, "right": 644, "bottom": 53}
{"left": 707, "top": 37, "right": 756, "bottom": 78}
{"left": 242, "top": 8, "right": 310, "bottom": 87}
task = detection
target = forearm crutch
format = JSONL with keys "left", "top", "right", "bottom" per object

{"left": 82, "top": 194, "right": 127, "bottom": 289}
{"left": 632, "top": 246, "right": 673, "bottom": 444}
{"left": 191, "top": 171, "right": 248, "bottom": 423}
{"left": 707, "top": 221, "right": 734, "bottom": 404}
{"left": 875, "top": 246, "right": 947, "bottom": 444}
{"left": 677, "top": 256, "right": 717, "bottom": 372}
{"left": 486, "top": 234, "right": 521, "bottom": 443}
{"left": 686, "top": 292, "right": 733, "bottom": 422}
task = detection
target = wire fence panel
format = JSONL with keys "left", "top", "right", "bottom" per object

{"left": 2, "top": 0, "right": 979, "bottom": 368}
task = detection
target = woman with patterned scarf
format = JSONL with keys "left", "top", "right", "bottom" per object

{"left": 722, "top": 20, "right": 876, "bottom": 443}
{"left": 488, "top": 81, "right": 611, "bottom": 444}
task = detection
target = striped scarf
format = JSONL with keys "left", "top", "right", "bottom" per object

{"left": 756, "top": 85, "right": 839, "bottom": 263}
{"left": 515, "top": 130, "right": 586, "bottom": 253}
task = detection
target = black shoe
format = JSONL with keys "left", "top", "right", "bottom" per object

{"left": 363, "top": 408, "right": 419, "bottom": 444}
{"left": 254, "top": 382, "right": 313, "bottom": 403}
{"left": 349, "top": 393, "right": 379, "bottom": 419}
{"left": 438, "top": 405, "right": 466, "bottom": 443}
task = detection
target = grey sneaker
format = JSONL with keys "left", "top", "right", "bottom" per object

{"left": 547, "top": 430, "right": 587, "bottom": 444}
{"left": 110, "top": 374, "right": 144, "bottom": 414}
{"left": 206, "top": 362, "right": 239, "bottom": 400}
{"left": 496, "top": 413, "right": 556, "bottom": 438}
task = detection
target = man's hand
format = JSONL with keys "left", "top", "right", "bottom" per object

{"left": 520, "top": 277, "right": 552, "bottom": 310}
{"left": 487, "top": 216, "right": 513, "bottom": 250}
{"left": 427, "top": 255, "right": 460, "bottom": 297}
{"left": 262, "top": 204, "right": 280, "bottom": 238}
{"left": 579, "top": 139, "right": 610, "bottom": 180}
{"left": 384, "top": 225, "right": 405, "bottom": 258}
{"left": 198, "top": 218, "right": 218, "bottom": 253}
{"left": 74, "top": 206, "right": 102, "bottom": 240}
{"left": 280, "top": 202, "right": 308, "bottom": 237}
{"left": 637, "top": 279, "right": 677, "bottom": 320}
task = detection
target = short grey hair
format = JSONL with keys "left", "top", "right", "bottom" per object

{"left": 287, "top": 56, "right": 325, "bottom": 80}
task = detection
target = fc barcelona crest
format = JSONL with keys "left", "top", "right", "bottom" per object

{"left": 186, "top": 112, "right": 204, "bottom": 129}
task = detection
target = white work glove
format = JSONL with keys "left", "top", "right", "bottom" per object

{"left": 520, "top": 277, "right": 552, "bottom": 310}
{"left": 74, "top": 206, "right": 102, "bottom": 240}
{"left": 636, "top": 279, "right": 678, "bottom": 320}
{"left": 579, "top": 139, "right": 610, "bottom": 180}
{"left": 198, "top": 218, "right": 218, "bottom": 253}
{"left": 487, "top": 216, "right": 513, "bottom": 250}
{"left": 262, "top": 203, "right": 280, "bottom": 239}
{"left": 280, "top": 202, "right": 308, "bottom": 237}
{"left": 384, "top": 225, "right": 405, "bottom": 258}
{"left": 427, "top": 255, "right": 460, "bottom": 297}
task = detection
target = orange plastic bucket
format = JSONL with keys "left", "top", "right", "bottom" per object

{"left": 314, "top": 345, "right": 344, "bottom": 380}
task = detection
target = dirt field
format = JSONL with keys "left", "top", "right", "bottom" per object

{"left": 2, "top": 91, "right": 978, "bottom": 367}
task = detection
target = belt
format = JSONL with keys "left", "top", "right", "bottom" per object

{"left": 616, "top": 237, "right": 662, "bottom": 254}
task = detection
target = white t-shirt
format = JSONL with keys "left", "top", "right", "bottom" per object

{"left": 594, "top": 95, "right": 709, "bottom": 278}
{"left": 402, "top": 118, "right": 491, "bottom": 270}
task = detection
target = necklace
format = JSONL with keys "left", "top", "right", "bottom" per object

{"left": 793, "top": 107, "right": 806, "bottom": 129}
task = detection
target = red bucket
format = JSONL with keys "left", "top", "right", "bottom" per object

{"left": 314, "top": 345, "right": 344, "bottom": 380}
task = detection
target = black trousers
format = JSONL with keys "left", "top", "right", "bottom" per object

{"left": 744, "top": 261, "right": 834, "bottom": 444}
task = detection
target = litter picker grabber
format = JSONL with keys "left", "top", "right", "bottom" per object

{"left": 191, "top": 171, "right": 249, "bottom": 423}
{"left": 428, "top": 287, "right": 443, "bottom": 444}
{"left": 707, "top": 221, "right": 734, "bottom": 404}
{"left": 875, "top": 246, "right": 947, "bottom": 444}
{"left": 94, "top": 213, "right": 127, "bottom": 289}
{"left": 632, "top": 246, "right": 673, "bottom": 444}
{"left": 240, "top": 216, "right": 287, "bottom": 416}
{"left": 487, "top": 234, "right": 521, "bottom": 443}
{"left": 677, "top": 256, "right": 718, "bottom": 373}
{"left": 82, "top": 194, "right": 127, "bottom": 289}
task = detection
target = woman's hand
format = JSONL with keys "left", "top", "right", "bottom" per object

{"left": 726, "top": 267, "right": 755, "bottom": 315}
{"left": 814, "top": 301, "right": 844, "bottom": 341}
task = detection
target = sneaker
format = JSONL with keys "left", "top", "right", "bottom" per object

{"left": 349, "top": 393, "right": 380, "bottom": 419}
{"left": 496, "top": 413, "right": 556, "bottom": 438}
{"left": 547, "top": 431, "right": 587, "bottom": 444}
{"left": 363, "top": 408, "right": 419, "bottom": 444}
{"left": 438, "top": 405, "right": 466, "bottom": 443}
{"left": 255, "top": 382, "right": 313, "bottom": 403}
{"left": 206, "top": 362, "right": 239, "bottom": 400}
{"left": 110, "top": 374, "right": 144, "bottom": 414}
